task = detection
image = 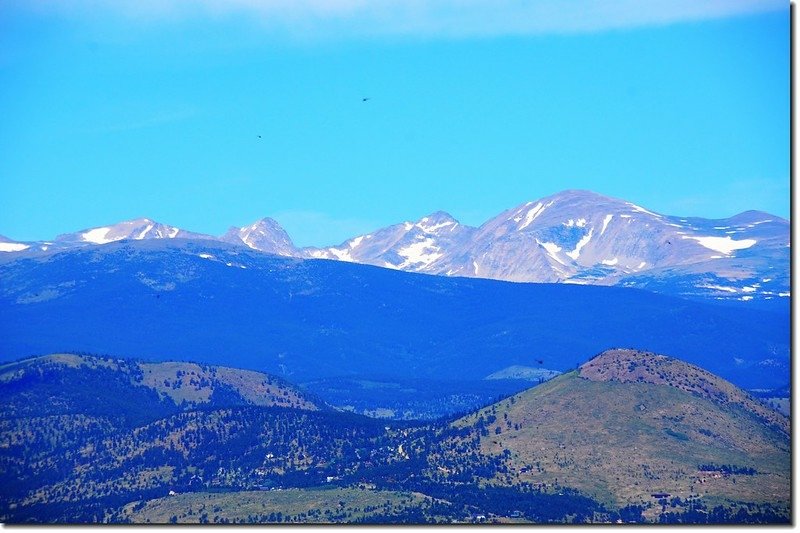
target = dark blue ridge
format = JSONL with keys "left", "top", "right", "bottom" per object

{"left": 0, "top": 239, "right": 789, "bottom": 390}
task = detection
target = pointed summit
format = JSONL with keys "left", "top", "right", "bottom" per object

{"left": 414, "top": 211, "right": 459, "bottom": 234}
{"left": 221, "top": 218, "right": 297, "bottom": 257}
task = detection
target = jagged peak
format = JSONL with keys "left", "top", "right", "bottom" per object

{"left": 414, "top": 211, "right": 459, "bottom": 233}
{"left": 244, "top": 217, "right": 286, "bottom": 232}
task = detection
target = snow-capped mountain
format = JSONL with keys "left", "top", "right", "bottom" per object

{"left": 462, "top": 190, "right": 788, "bottom": 288}
{"left": 302, "top": 211, "right": 476, "bottom": 273}
{"left": 1, "top": 190, "right": 788, "bottom": 305}
{"left": 295, "top": 190, "right": 789, "bottom": 305}
{"left": 53, "top": 218, "right": 215, "bottom": 247}
{"left": 220, "top": 218, "right": 297, "bottom": 257}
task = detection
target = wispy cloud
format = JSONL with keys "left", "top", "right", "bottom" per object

{"left": 18, "top": 0, "right": 786, "bottom": 39}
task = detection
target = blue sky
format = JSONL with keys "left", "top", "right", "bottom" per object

{"left": 0, "top": 1, "right": 789, "bottom": 246}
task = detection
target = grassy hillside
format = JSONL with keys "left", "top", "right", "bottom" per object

{"left": 450, "top": 349, "right": 789, "bottom": 513}
{"left": 120, "top": 488, "right": 433, "bottom": 524}
{"left": 0, "top": 353, "right": 319, "bottom": 422}
{"left": 0, "top": 350, "right": 789, "bottom": 524}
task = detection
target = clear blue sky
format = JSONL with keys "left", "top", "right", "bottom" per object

{"left": 0, "top": 1, "right": 789, "bottom": 246}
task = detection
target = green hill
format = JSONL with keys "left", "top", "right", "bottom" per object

{"left": 449, "top": 349, "right": 789, "bottom": 515}
{"left": 0, "top": 350, "right": 790, "bottom": 524}
{"left": 120, "top": 488, "right": 435, "bottom": 524}
{"left": 0, "top": 353, "right": 319, "bottom": 423}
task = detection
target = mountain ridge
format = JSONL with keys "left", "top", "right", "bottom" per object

{"left": 1, "top": 190, "right": 787, "bottom": 305}
{"left": 0, "top": 238, "right": 788, "bottom": 392}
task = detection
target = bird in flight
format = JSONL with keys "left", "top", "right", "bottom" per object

{"left": 362, "top": 97, "right": 370, "bottom": 102}
{"left": 257, "top": 135, "right": 262, "bottom": 139}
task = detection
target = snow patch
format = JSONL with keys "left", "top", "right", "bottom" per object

{"left": 82, "top": 227, "right": 116, "bottom": 244}
{"left": 779, "top": 292, "right": 790, "bottom": 297}
{"left": 0, "top": 242, "right": 29, "bottom": 252}
{"left": 473, "top": 261, "right": 480, "bottom": 274}
{"left": 198, "top": 253, "right": 214, "bottom": 259}
{"left": 741, "top": 286, "right": 757, "bottom": 293}
{"left": 637, "top": 261, "right": 646, "bottom": 269}
{"left": 601, "top": 258, "right": 618, "bottom": 266}
{"left": 328, "top": 248, "right": 355, "bottom": 262}
{"left": 601, "top": 214, "right": 613, "bottom": 235}
{"left": 349, "top": 236, "right": 364, "bottom": 248}
{"left": 136, "top": 224, "right": 155, "bottom": 240}
{"left": 563, "top": 278, "right": 589, "bottom": 285}
{"left": 566, "top": 228, "right": 594, "bottom": 260}
{"left": 242, "top": 232, "right": 259, "bottom": 250}
{"left": 518, "top": 202, "right": 550, "bottom": 230}
{"left": 762, "top": 278, "right": 772, "bottom": 283}
{"left": 699, "top": 284, "right": 738, "bottom": 293}
{"left": 169, "top": 227, "right": 180, "bottom": 238}
{"left": 740, "top": 296, "right": 753, "bottom": 301}
{"left": 575, "top": 218, "right": 587, "bottom": 228}
{"left": 537, "top": 241, "right": 566, "bottom": 265}
{"left": 397, "top": 238, "right": 442, "bottom": 268}
{"left": 417, "top": 219, "right": 455, "bottom": 233}
{"left": 627, "top": 203, "right": 662, "bottom": 217}
{"left": 682, "top": 235, "right": 756, "bottom": 254}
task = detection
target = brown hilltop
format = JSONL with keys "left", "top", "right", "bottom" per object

{"left": 579, "top": 348, "right": 788, "bottom": 435}
{"left": 447, "top": 349, "right": 790, "bottom": 510}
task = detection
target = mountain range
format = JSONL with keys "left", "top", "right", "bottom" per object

{"left": 1, "top": 190, "right": 789, "bottom": 306}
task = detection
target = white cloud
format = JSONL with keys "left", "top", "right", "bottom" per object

{"left": 18, "top": 0, "right": 786, "bottom": 39}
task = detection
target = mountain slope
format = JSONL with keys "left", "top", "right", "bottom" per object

{"left": 297, "top": 190, "right": 789, "bottom": 305}
{"left": 220, "top": 218, "right": 297, "bottom": 256}
{"left": 303, "top": 211, "right": 476, "bottom": 274}
{"left": 448, "top": 349, "right": 789, "bottom": 512}
{"left": 0, "top": 239, "right": 789, "bottom": 393}
{"left": 0, "top": 353, "right": 320, "bottom": 423}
